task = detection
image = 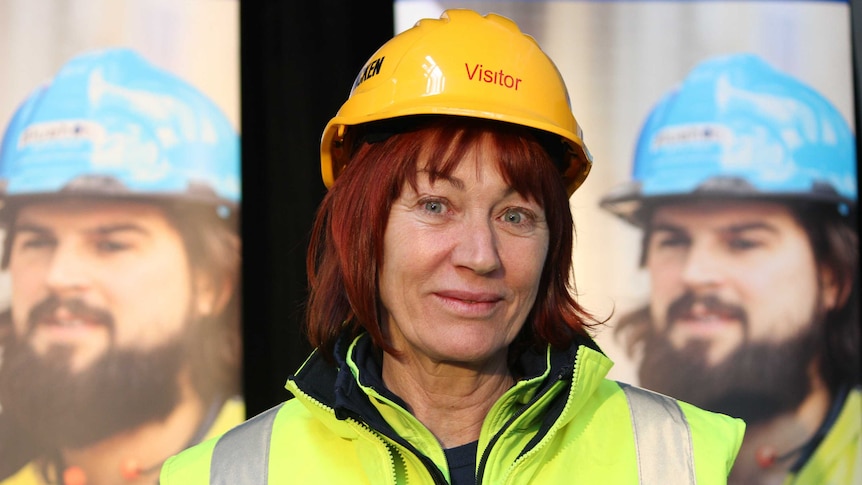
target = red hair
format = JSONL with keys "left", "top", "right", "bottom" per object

{"left": 306, "top": 117, "right": 597, "bottom": 359}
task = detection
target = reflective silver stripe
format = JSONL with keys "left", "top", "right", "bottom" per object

{"left": 620, "top": 383, "right": 697, "bottom": 485}
{"left": 210, "top": 403, "right": 283, "bottom": 485}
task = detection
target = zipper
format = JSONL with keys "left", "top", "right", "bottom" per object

{"left": 503, "top": 353, "right": 583, "bottom": 483}
{"left": 475, "top": 350, "right": 579, "bottom": 485}
{"left": 291, "top": 383, "right": 449, "bottom": 485}
{"left": 341, "top": 408, "right": 450, "bottom": 485}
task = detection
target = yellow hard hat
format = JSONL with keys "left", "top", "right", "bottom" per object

{"left": 320, "top": 9, "right": 593, "bottom": 195}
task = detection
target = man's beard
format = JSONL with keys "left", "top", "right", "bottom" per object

{"left": 0, "top": 296, "right": 186, "bottom": 449}
{"left": 638, "top": 292, "right": 824, "bottom": 425}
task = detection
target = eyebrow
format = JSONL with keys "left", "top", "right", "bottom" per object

{"left": 420, "top": 170, "right": 466, "bottom": 191}
{"left": 14, "top": 222, "right": 151, "bottom": 237}
{"left": 652, "top": 221, "right": 779, "bottom": 235}
{"left": 419, "top": 170, "right": 519, "bottom": 198}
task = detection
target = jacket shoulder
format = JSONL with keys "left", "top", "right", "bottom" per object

{"left": 160, "top": 434, "right": 220, "bottom": 485}
{"left": 160, "top": 402, "right": 289, "bottom": 485}
{"left": 676, "top": 398, "right": 746, "bottom": 479}
{"left": 614, "top": 382, "right": 744, "bottom": 483}
{"left": 792, "top": 387, "right": 861, "bottom": 484}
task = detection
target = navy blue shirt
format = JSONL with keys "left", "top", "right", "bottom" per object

{"left": 445, "top": 441, "right": 478, "bottom": 485}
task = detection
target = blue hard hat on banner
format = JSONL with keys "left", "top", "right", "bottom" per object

{"left": 0, "top": 48, "right": 240, "bottom": 215}
{"left": 601, "top": 53, "right": 856, "bottom": 225}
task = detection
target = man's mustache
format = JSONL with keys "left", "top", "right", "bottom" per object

{"left": 26, "top": 295, "right": 115, "bottom": 336}
{"left": 665, "top": 291, "right": 747, "bottom": 329}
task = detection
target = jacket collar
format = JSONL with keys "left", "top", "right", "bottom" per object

{"left": 287, "top": 330, "right": 613, "bottom": 445}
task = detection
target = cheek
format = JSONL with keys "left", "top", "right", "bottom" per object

{"left": 382, "top": 232, "right": 415, "bottom": 272}
{"left": 735, "top": 248, "right": 819, "bottom": 302}
{"left": 647, "top": 259, "right": 682, "bottom": 297}
{"left": 125, "top": 240, "right": 192, "bottom": 286}
{"left": 382, "top": 218, "right": 451, "bottom": 278}
{"left": 645, "top": 260, "right": 683, "bottom": 326}
{"left": 107, "top": 265, "right": 173, "bottom": 296}
{"left": 9, "top": 261, "right": 45, "bottom": 296}
{"left": 503, "top": 240, "right": 547, "bottom": 300}
{"left": 519, "top": 258, "right": 545, "bottom": 294}
{"left": 8, "top": 261, "right": 47, "bottom": 324}
{"left": 107, "top": 253, "right": 194, "bottom": 337}
{"left": 737, "top": 263, "right": 820, "bottom": 328}
{"left": 111, "top": 280, "right": 192, "bottom": 347}
{"left": 378, "top": 230, "right": 425, "bottom": 314}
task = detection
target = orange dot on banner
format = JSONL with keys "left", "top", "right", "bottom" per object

{"left": 120, "top": 459, "right": 142, "bottom": 480}
{"left": 755, "top": 446, "right": 777, "bottom": 469}
{"left": 63, "top": 466, "right": 87, "bottom": 485}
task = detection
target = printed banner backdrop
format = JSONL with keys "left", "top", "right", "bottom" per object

{"left": 397, "top": 1, "right": 858, "bottom": 482}
{"left": 0, "top": 1, "right": 242, "bottom": 484}
{"left": 396, "top": 0, "right": 855, "bottom": 381}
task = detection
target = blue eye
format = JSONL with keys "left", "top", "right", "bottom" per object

{"left": 504, "top": 209, "right": 523, "bottom": 224}
{"left": 422, "top": 199, "right": 446, "bottom": 214}
{"left": 500, "top": 208, "right": 541, "bottom": 234}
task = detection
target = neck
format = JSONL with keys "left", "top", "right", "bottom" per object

{"left": 382, "top": 352, "right": 514, "bottom": 449}
{"left": 730, "top": 375, "right": 832, "bottom": 484}
{"left": 58, "top": 371, "right": 207, "bottom": 485}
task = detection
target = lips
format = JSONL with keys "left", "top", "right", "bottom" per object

{"left": 433, "top": 289, "right": 505, "bottom": 317}
{"left": 26, "top": 296, "right": 114, "bottom": 342}
{"left": 437, "top": 289, "right": 502, "bottom": 302}
{"left": 36, "top": 314, "right": 101, "bottom": 330}
{"left": 30, "top": 312, "right": 104, "bottom": 344}
{"left": 667, "top": 293, "right": 747, "bottom": 331}
{"left": 679, "top": 301, "right": 738, "bottom": 322}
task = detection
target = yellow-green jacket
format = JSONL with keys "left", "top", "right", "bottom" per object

{"left": 783, "top": 387, "right": 861, "bottom": 485}
{"left": 1, "top": 397, "right": 245, "bottom": 485}
{"left": 161, "top": 333, "right": 744, "bottom": 484}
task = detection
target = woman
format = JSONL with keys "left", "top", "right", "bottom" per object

{"left": 161, "top": 9, "right": 744, "bottom": 484}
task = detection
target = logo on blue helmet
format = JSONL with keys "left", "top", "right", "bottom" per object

{"left": 601, "top": 53, "right": 856, "bottom": 225}
{"left": 0, "top": 48, "right": 240, "bottom": 215}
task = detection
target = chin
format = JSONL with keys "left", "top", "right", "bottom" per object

{"left": 433, "top": 342, "right": 508, "bottom": 365}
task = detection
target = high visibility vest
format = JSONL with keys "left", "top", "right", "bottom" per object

{"left": 191, "top": 385, "right": 698, "bottom": 485}
{"left": 161, "top": 343, "right": 743, "bottom": 484}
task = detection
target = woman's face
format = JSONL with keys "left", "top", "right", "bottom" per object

{"left": 378, "top": 137, "right": 549, "bottom": 368}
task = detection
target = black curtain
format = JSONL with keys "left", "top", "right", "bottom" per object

{"left": 854, "top": 0, "right": 862, "bottom": 200}
{"left": 239, "top": 1, "right": 395, "bottom": 417}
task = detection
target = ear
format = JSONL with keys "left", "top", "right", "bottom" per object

{"left": 194, "top": 270, "right": 234, "bottom": 317}
{"left": 819, "top": 265, "right": 850, "bottom": 311}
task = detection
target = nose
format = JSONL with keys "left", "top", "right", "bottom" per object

{"left": 452, "top": 216, "right": 501, "bottom": 275}
{"left": 45, "top": 243, "right": 91, "bottom": 295}
{"left": 680, "top": 241, "right": 723, "bottom": 290}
